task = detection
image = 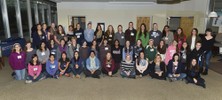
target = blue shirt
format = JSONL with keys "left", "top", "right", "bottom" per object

{"left": 84, "top": 29, "right": 94, "bottom": 42}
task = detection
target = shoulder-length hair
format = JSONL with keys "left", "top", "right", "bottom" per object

{"left": 24, "top": 40, "right": 32, "bottom": 52}
{"left": 154, "top": 54, "right": 162, "bottom": 64}
{"left": 12, "top": 43, "right": 22, "bottom": 53}
{"left": 172, "top": 53, "right": 180, "bottom": 62}
{"left": 29, "top": 54, "right": 40, "bottom": 66}
{"left": 191, "top": 28, "right": 198, "bottom": 36}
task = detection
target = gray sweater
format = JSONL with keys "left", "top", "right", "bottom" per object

{"left": 114, "top": 32, "right": 125, "bottom": 46}
{"left": 36, "top": 49, "right": 50, "bottom": 63}
{"left": 162, "top": 32, "right": 174, "bottom": 47}
{"left": 25, "top": 49, "right": 36, "bottom": 66}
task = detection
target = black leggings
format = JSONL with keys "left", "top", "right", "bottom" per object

{"left": 84, "top": 69, "right": 101, "bottom": 78}
{"left": 149, "top": 72, "right": 166, "bottom": 80}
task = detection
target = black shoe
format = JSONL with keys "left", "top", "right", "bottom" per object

{"left": 202, "top": 84, "right": 206, "bottom": 88}
{"left": 202, "top": 70, "right": 208, "bottom": 75}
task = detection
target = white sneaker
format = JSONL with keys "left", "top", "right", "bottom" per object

{"left": 25, "top": 80, "right": 32, "bottom": 84}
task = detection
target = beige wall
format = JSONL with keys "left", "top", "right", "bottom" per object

{"left": 57, "top": 0, "right": 209, "bottom": 33}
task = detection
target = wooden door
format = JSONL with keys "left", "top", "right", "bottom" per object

{"left": 137, "top": 17, "right": 151, "bottom": 31}
{"left": 180, "top": 17, "right": 194, "bottom": 37}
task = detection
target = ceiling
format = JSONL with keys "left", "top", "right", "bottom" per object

{"left": 50, "top": 0, "right": 190, "bottom": 4}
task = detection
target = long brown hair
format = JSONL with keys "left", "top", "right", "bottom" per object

{"left": 175, "top": 27, "right": 185, "bottom": 41}
{"left": 106, "top": 25, "right": 115, "bottom": 35}
{"left": 105, "top": 52, "right": 112, "bottom": 64}
{"left": 139, "top": 23, "right": 147, "bottom": 38}
{"left": 188, "top": 58, "right": 199, "bottom": 72}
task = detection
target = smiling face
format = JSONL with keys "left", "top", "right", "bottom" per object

{"left": 126, "top": 41, "right": 130, "bottom": 47}
{"left": 129, "top": 22, "right": 133, "bottom": 29}
{"left": 149, "top": 40, "right": 154, "bottom": 46}
{"left": 33, "top": 56, "right": 38, "bottom": 63}
{"left": 88, "top": 23, "right": 92, "bottom": 29}
{"left": 140, "top": 52, "right": 144, "bottom": 59}
{"left": 106, "top": 53, "right": 111, "bottom": 60}
{"left": 174, "top": 55, "right": 179, "bottom": 61}
{"left": 141, "top": 25, "right": 145, "bottom": 31}
{"left": 192, "top": 29, "right": 197, "bottom": 36}
{"left": 60, "top": 40, "right": 65, "bottom": 46}
{"left": 156, "top": 55, "right": 161, "bottom": 62}
{"left": 195, "top": 42, "right": 201, "bottom": 50}
{"left": 92, "top": 40, "right": 97, "bottom": 46}
{"left": 137, "top": 40, "right": 142, "bottom": 46}
{"left": 41, "top": 42, "right": 46, "bottom": 49}
{"left": 172, "top": 40, "right": 178, "bottom": 46}
{"left": 14, "top": 44, "right": 21, "bottom": 52}
{"left": 62, "top": 53, "right": 67, "bottom": 59}
{"left": 49, "top": 55, "right": 55, "bottom": 61}
{"left": 125, "top": 55, "right": 131, "bottom": 61}
{"left": 177, "top": 28, "right": 182, "bottom": 35}
{"left": 160, "top": 40, "right": 164, "bottom": 46}
{"left": 37, "top": 24, "right": 42, "bottom": 31}
{"left": 51, "top": 23, "right": 55, "bottom": 28}
{"left": 42, "top": 24, "right": 47, "bottom": 30}
{"left": 118, "top": 25, "right": 122, "bottom": 32}
{"left": 182, "top": 42, "right": 188, "bottom": 49}
{"left": 90, "top": 52, "right": 95, "bottom": 58}
{"left": 76, "top": 24, "right": 80, "bottom": 30}
{"left": 26, "top": 43, "right": 31, "bottom": 49}
{"left": 69, "top": 26, "right": 73, "bottom": 31}
{"left": 164, "top": 26, "right": 169, "bottom": 32}
{"left": 115, "top": 40, "right": 119, "bottom": 46}
{"left": 191, "top": 59, "right": 197, "bottom": 66}
{"left": 74, "top": 52, "right": 79, "bottom": 58}
{"left": 153, "top": 23, "right": 158, "bottom": 30}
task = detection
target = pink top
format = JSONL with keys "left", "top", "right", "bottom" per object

{"left": 28, "top": 64, "right": 42, "bottom": 77}
{"left": 165, "top": 45, "right": 177, "bottom": 65}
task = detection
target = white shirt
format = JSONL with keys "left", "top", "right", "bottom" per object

{"left": 191, "top": 36, "right": 196, "bottom": 50}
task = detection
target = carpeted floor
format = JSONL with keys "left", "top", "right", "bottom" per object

{"left": 210, "top": 62, "right": 222, "bottom": 75}
{"left": 0, "top": 58, "right": 222, "bottom": 100}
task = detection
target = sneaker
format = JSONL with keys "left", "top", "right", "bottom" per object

{"left": 39, "top": 76, "right": 46, "bottom": 81}
{"left": 25, "top": 80, "right": 32, "bottom": 84}
{"left": 55, "top": 75, "right": 59, "bottom": 79}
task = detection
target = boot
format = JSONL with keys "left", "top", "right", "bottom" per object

{"left": 199, "top": 67, "right": 204, "bottom": 73}
{"left": 202, "top": 69, "right": 208, "bottom": 75}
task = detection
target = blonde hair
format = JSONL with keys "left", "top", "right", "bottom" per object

{"left": 12, "top": 43, "right": 22, "bottom": 53}
{"left": 154, "top": 54, "right": 162, "bottom": 63}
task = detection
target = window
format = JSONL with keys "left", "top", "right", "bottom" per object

{"left": 0, "top": 4, "right": 5, "bottom": 40}
{"left": 7, "top": 0, "right": 19, "bottom": 38}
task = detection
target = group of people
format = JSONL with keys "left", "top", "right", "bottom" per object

{"left": 9, "top": 22, "right": 215, "bottom": 88}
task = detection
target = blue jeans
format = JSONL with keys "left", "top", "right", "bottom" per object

{"left": 72, "top": 67, "right": 83, "bottom": 75}
{"left": 14, "top": 69, "right": 26, "bottom": 80}
{"left": 120, "top": 71, "right": 136, "bottom": 78}
{"left": 26, "top": 73, "right": 45, "bottom": 82}
{"left": 168, "top": 73, "right": 187, "bottom": 80}
{"left": 204, "top": 51, "right": 212, "bottom": 70}
{"left": 45, "top": 70, "right": 60, "bottom": 78}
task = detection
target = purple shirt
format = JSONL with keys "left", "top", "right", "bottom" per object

{"left": 9, "top": 51, "right": 26, "bottom": 70}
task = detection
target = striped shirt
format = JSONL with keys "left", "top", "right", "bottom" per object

{"left": 121, "top": 61, "right": 135, "bottom": 72}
